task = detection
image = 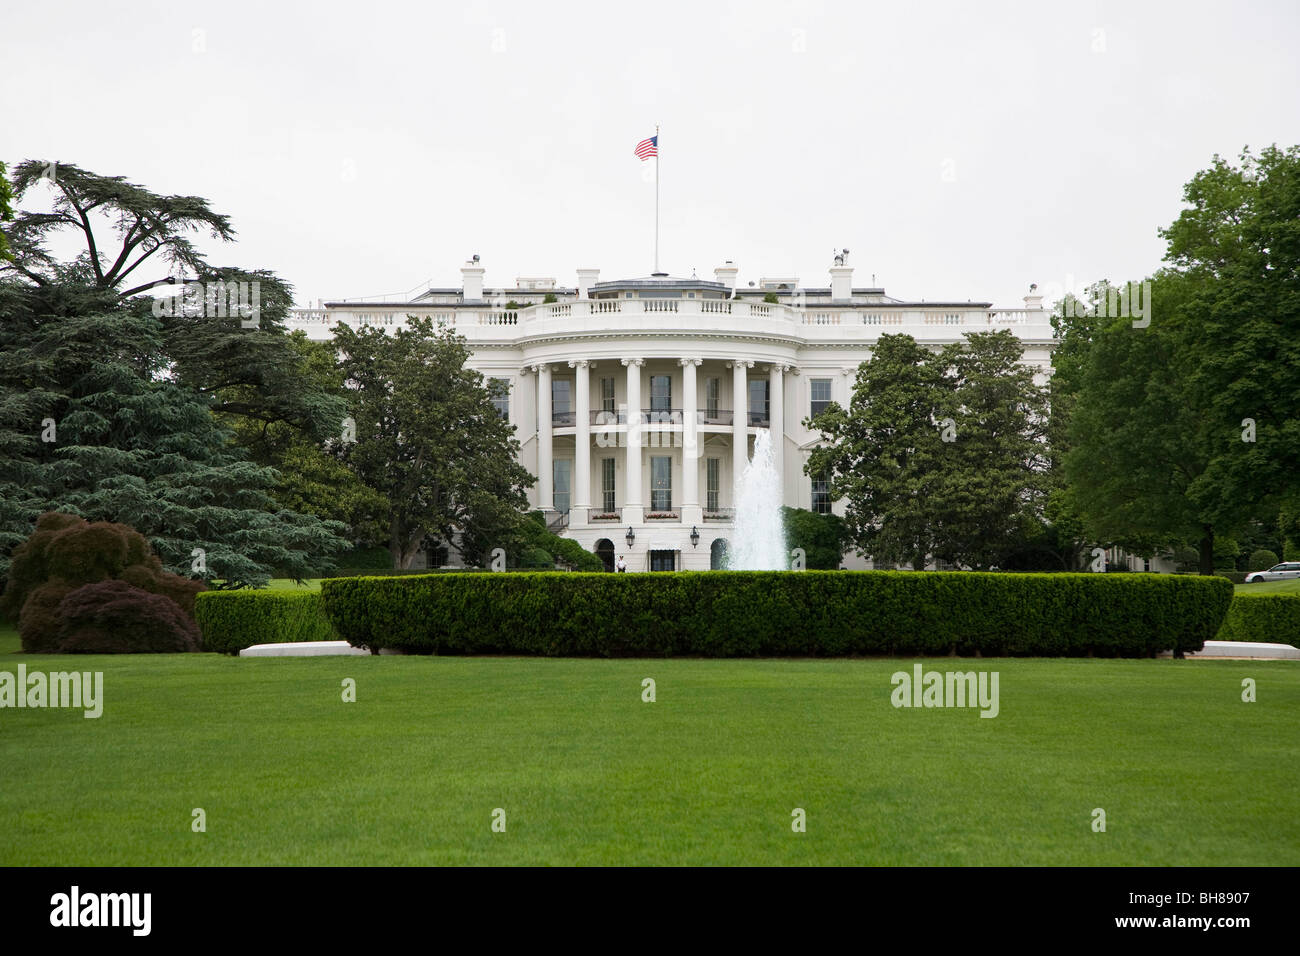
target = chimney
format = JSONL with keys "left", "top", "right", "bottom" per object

{"left": 576, "top": 268, "right": 600, "bottom": 299}
{"left": 461, "top": 258, "right": 485, "bottom": 301}
{"left": 829, "top": 250, "right": 852, "bottom": 301}
{"left": 714, "top": 260, "right": 739, "bottom": 292}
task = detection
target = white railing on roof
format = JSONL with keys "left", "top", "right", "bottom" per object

{"left": 285, "top": 300, "right": 1055, "bottom": 340}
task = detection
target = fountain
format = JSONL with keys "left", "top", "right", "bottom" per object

{"left": 727, "top": 429, "right": 788, "bottom": 569}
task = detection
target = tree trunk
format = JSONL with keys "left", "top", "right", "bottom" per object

{"left": 389, "top": 521, "right": 423, "bottom": 570}
{"left": 397, "top": 532, "right": 424, "bottom": 570}
{"left": 1198, "top": 528, "right": 1215, "bottom": 576}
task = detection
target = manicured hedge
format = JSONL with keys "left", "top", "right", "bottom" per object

{"left": 195, "top": 591, "right": 337, "bottom": 654}
{"left": 1216, "top": 594, "right": 1300, "bottom": 646}
{"left": 319, "top": 571, "right": 1233, "bottom": 658}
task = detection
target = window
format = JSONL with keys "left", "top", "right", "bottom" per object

{"left": 600, "top": 377, "right": 615, "bottom": 413}
{"left": 601, "top": 458, "right": 616, "bottom": 512}
{"left": 749, "top": 380, "right": 769, "bottom": 425}
{"left": 424, "top": 540, "right": 450, "bottom": 569}
{"left": 650, "top": 374, "right": 671, "bottom": 413}
{"left": 706, "top": 377, "right": 720, "bottom": 419}
{"left": 810, "top": 378, "right": 832, "bottom": 418}
{"left": 552, "top": 379, "right": 573, "bottom": 426}
{"left": 706, "top": 458, "right": 720, "bottom": 511}
{"left": 490, "top": 378, "right": 510, "bottom": 421}
{"left": 553, "top": 459, "right": 571, "bottom": 514}
{"left": 812, "top": 475, "right": 831, "bottom": 514}
{"left": 650, "top": 456, "right": 672, "bottom": 511}
{"left": 552, "top": 379, "right": 572, "bottom": 414}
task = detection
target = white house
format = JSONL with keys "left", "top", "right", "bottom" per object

{"left": 287, "top": 254, "right": 1059, "bottom": 571}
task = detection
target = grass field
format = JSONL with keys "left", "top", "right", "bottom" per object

{"left": 1235, "top": 578, "right": 1300, "bottom": 596}
{"left": 1, "top": 623, "right": 1297, "bottom": 866}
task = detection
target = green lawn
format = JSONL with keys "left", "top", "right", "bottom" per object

{"left": 265, "top": 578, "right": 322, "bottom": 591}
{"left": 1, "top": 635, "right": 1296, "bottom": 865}
{"left": 1235, "top": 578, "right": 1300, "bottom": 596}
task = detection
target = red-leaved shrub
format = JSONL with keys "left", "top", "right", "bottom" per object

{"left": 56, "top": 580, "right": 201, "bottom": 653}
{"left": 2, "top": 512, "right": 205, "bottom": 653}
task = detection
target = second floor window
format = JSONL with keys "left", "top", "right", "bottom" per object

{"left": 601, "top": 377, "right": 615, "bottom": 413}
{"left": 650, "top": 374, "right": 671, "bottom": 413}
{"left": 552, "top": 379, "right": 572, "bottom": 414}
{"left": 749, "top": 380, "right": 769, "bottom": 424}
{"left": 650, "top": 456, "right": 672, "bottom": 511}
{"left": 706, "top": 377, "right": 719, "bottom": 418}
{"left": 810, "top": 378, "right": 832, "bottom": 418}
{"left": 490, "top": 378, "right": 510, "bottom": 421}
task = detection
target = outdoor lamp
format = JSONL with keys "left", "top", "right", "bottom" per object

{"left": 626, "top": 527, "right": 635, "bottom": 547}
{"left": 690, "top": 526, "right": 700, "bottom": 548}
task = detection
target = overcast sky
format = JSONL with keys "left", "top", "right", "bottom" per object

{"left": 4, "top": 0, "right": 1298, "bottom": 308}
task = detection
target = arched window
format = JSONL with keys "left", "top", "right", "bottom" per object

{"left": 710, "top": 538, "right": 729, "bottom": 571}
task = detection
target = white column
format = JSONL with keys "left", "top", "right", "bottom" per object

{"left": 680, "top": 358, "right": 701, "bottom": 524}
{"left": 769, "top": 363, "right": 786, "bottom": 504}
{"left": 571, "top": 359, "right": 591, "bottom": 524}
{"left": 730, "top": 360, "right": 752, "bottom": 499}
{"left": 536, "top": 363, "right": 553, "bottom": 511}
{"left": 622, "top": 358, "right": 644, "bottom": 524}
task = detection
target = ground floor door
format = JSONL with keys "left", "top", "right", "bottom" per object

{"left": 649, "top": 549, "right": 676, "bottom": 572}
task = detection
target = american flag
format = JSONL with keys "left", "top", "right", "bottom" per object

{"left": 634, "top": 135, "right": 658, "bottom": 160}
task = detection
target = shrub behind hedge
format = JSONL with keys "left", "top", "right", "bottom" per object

{"left": 195, "top": 591, "right": 337, "bottom": 654}
{"left": 1248, "top": 549, "right": 1280, "bottom": 572}
{"left": 1216, "top": 594, "right": 1300, "bottom": 645}
{"left": 320, "top": 571, "right": 1232, "bottom": 658}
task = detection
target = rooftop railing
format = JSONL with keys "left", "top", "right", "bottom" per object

{"left": 286, "top": 300, "right": 1054, "bottom": 338}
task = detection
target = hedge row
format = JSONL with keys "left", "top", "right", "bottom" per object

{"left": 319, "top": 571, "right": 1233, "bottom": 657}
{"left": 1216, "top": 594, "right": 1300, "bottom": 645}
{"left": 195, "top": 591, "right": 337, "bottom": 654}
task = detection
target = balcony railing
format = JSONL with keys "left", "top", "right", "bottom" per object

{"left": 552, "top": 410, "right": 576, "bottom": 426}
{"left": 589, "top": 409, "right": 737, "bottom": 426}
{"left": 287, "top": 300, "right": 1054, "bottom": 338}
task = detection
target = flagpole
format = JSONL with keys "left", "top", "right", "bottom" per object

{"left": 654, "top": 124, "right": 660, "bottom": 274}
